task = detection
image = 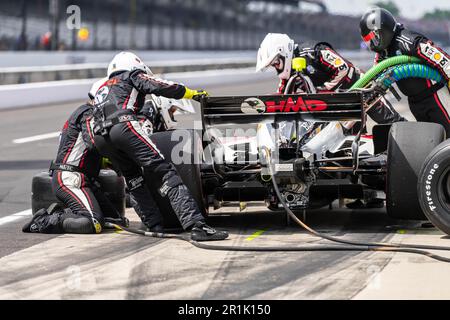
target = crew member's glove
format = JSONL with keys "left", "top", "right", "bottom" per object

{"left": 101, "top": 157, "right": 113, "bottom": 169}
{"left": 183, "top": 87, "right": 209, "bottom": 101}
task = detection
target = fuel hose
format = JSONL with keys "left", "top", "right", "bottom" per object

{"left": 350, "top": 55, "right": 422, "bottom": 89}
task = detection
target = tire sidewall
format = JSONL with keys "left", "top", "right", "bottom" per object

{"left": 418, "top": 144, "right": 450, "bottom": 234}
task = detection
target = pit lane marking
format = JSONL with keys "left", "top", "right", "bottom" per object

{"left": 0, "top": 209, "right": 32, "bottom": 226}
{"left": 13, "top": 131, "right": 60, "bottom": 144}
{"left": 245, "top": 229, "right": 266, "bottom": 241}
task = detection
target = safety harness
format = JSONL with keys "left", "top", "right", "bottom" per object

{"left": 93, "top": 113, "right": 138, "bottom": 136}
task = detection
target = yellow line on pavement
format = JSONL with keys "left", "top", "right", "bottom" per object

{"left": 245, "top": 229, "right": 266, "bottom": 241}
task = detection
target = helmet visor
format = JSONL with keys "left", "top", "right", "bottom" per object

{"left": 362, "top": 30, "right": 381, "bottom": 50}
{"left": 270, "top": 55, "right": 285, "bottom": 74}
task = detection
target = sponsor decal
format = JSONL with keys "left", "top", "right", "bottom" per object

{"left": 321, "top": 49, "right": 348, "bottom": 70}
{"left": 240, "top": 98, "right": 266, "bottom": 114}
{"left": 118, "top": 114, "right": 135, "bottom": 122}
{"left": 264, "top": 96, "right": 327, "bottom": 113}
{"left": 275, "top": 163, "right": 294, "bottom": 172}
{"left": 419, "top": 43, "right": 450, "bottom": 77}
{"left": 128, "top": 176, "right": 144, "bottom": 190}
{"left": 106, "top": 78, "right": 119, "bottom": 86}
{"left": 159, "top": 181, "right": 171, "bottom": 197}
{"left": 240, "top": 97, "right": 328, "bottom": 114}
{"left": 424, "top": 163, "right": 439, "bottom": 211}
{"left": 95, "top": 86, "right": 109, "bottom": 105}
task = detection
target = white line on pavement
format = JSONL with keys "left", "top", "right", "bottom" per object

{"left": 0, "top": 209, "right": 32, "bottom": 226}
{"left": 13, "top": 132, "right": 60, "bottom": 144}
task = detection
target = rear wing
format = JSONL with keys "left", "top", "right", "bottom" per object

{"left": 201, "top": 92, "right": 364, "bottom": 126}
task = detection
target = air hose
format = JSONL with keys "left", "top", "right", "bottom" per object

{"left": 106, "top": 147, "right": 450, "bottom": 264}
{"left": 350, "top": 55, "right": 422, "bottom": 89}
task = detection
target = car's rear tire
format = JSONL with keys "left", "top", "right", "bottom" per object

{"left": 418, "top": 139, "right": 450, "bottom": 235}
{"left": 386, "top": 122, "right": 445, "bottom": 220}
{"left": 149, "top": 129, "right": 206, "bottom": 228}
{"left": 31, "top": 170, "right": 126, "bottom": 217}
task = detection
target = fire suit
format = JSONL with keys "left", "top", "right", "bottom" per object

{"left": 279, "top": 41, "right": 404, "bottom": 124}
{"left": 23, "top": 104, "right": 120, "bottom": 234}
{"left": 92, "top": 70, "right": 204, "bottom": 230}
{"left": 375, "top": 25, "right": 450, "bottom": 136}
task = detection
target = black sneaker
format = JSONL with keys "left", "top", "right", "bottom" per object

{"left": 191, "top": 221, "right": 229, "bottom": 241}
{"left": 22, "top": 208, "right": 48, "bottom": 233}
{"left": 346, "top": 199, "right": 365, "bottom": 209}
{"left": 346, "top": 199, "right": 384, "bottom": 209}
{"left": 140, "top": 222, "right": 164, "bottom": 233}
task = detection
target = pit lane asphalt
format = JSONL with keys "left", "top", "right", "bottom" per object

{"left": 1, "top": 77, "right": 449, "bottom": 299}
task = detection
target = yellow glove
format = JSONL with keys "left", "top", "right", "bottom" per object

{"left": 183, "top": 87, "right": 209, "bottom": 100}
{"left": 101, "top": 157, "right": 113, "bottom": 169}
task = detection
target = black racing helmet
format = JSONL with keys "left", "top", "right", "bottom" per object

{"left": 360, "top": 7, "right": 397, "bottom": 52}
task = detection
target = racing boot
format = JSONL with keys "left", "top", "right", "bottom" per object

{"left": 139, "top": 222, "right": 164, "bottom": 233}
{"left": 22, "top": 204, "right": 65, "bottom": 233}
{"left": 346, "top": 199, "right": 384, "bottom": 209}
{"left": 190, "top": 221, "right": 229, "bottom": 241}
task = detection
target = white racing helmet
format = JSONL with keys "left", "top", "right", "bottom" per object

{"left": 256, "top": 33, "right": 295, "bottom": 80}
{"left": 107, "top": 51, "right": 152, "bottom": 78}
{"left": 88, "top": 77, "right": 108, "bottom": 100}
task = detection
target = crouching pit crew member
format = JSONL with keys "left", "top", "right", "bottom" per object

{"left": 23, "top": 79, "right": 123, "bottom": 234}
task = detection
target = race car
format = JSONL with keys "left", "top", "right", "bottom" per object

{"left": 151, "top": 91, "right": 444, "bottom": 228}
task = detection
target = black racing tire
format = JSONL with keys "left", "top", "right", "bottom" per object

{"left": 31, "top": 170, "right": 126, "bottom": 217}
{"left": 149, "top": 129, "right": 206, "bottom": 228}
{"left": 96, "top": 170, "right": 126, "bottom": 217}
{"left": 31, "top": 172, "right": 60, "bottom": 215}
{"left": 418, "top": 139, "right": 450, "bottom": 235}
{"left": 386, "top": 122, "right": 445, "bottom": 220}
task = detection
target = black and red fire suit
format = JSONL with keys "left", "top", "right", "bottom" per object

{"left": 374, "top": 25, "right": 450, "bottom": 135}
{"left": 279, "top": 41, "right": 404, "bottom": 124}
{"left": 23, "top": 103, "right": 120, "bottom": 234}
{"left": 92, "top": 70, "right": 204, "bottom": 230}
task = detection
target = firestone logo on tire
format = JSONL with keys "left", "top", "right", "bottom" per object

{"left": 424, "top": 163, "right": 439, "bottom": 211}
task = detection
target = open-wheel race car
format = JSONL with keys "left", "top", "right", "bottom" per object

{"left": 150, "top": 56, "right": 450, "bottom": 230}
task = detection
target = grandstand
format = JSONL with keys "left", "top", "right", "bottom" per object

{"left": 0, "top": 0, "right": 448, "bottom": 51}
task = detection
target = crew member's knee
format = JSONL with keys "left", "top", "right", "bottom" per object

{"left": 62, "top": 214, "right": 102, "bottom": 234}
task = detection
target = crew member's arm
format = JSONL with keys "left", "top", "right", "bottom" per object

{"left": 413, "top": 37, "right": 450, "bottom": 82}
{"left": 81, "top": 113, "right": 96, "bottom": 151}
{"left": 130, "top": 70, "right": 208, "bottom": 99}
{"left": 316, "top": 44, "right": 356, "bottom": 90}
{"left": 130, "top": 70, "right": 186, "bottom": 99}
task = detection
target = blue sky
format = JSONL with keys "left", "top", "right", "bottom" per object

{"left": 322, "top": 0, "right": 450, "bottom": 19}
